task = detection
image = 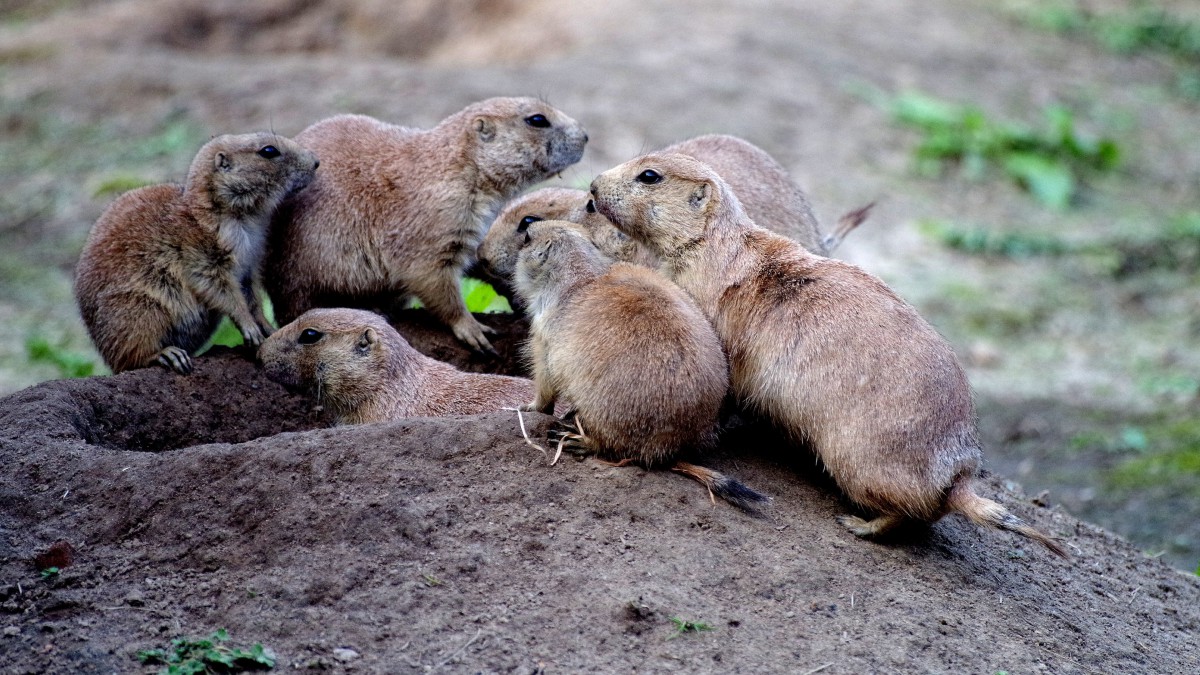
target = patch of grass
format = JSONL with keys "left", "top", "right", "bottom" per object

{"left": 421, "top": 573, "right": 443, "bottom": 587}
{"left": 1108, "top": 416, "right": 1200, "bottom": 495}
{"left": 1070, "top": 426, "right": 1149, "bottom": 455}
{"left": 39, "top": 566, "right": 59, "bottom": 579}
{"left": 137, "top": 628, "right": 274, "bottom": 674}
{"left": 869, "top": 89, "right": 1119, "bottom": 208}
{"left": 666, "top": 616, "right": 714, "bottom": 639}
{"left": 25, "top": 336, "right": 95, "bottom": 378}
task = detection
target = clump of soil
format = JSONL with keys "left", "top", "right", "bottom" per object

{"left": 1, "top": 311, "right": 1197, "bottom": 673}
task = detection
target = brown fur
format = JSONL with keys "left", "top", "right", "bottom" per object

{"left": 259, "top": 307, "right": 533, "bottom": 425}
{"left": 477, "top": 134, "right": 871, "bottom": 302}
{"left": 513, "top": 222, "right": 766, "bottom": 509}
{"left": 74, "top": 132, "right": 319, "bottom": 374}
{"left": 590, "top": 153, "right": 1065, "bottom": 557}
{"left": 265, "top": 97, "right": 588, "bottom": 352}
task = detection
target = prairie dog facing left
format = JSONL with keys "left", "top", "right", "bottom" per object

{"left": 259, "top": 307, "right": 534, "bottom": 425}
{"left": 590, "top": 152, "right": 1065, "bottom": 556}
{"left": 477, "top": 135, "right": 870, "bottom": 303}
{"left": 513, "top": 221, "right": 767, "bottom": 510}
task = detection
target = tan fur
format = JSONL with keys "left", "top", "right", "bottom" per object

{"left": 74, "top": 132, "right": 319, "bottom": 374}
{"left": 477, "top": 134, "right": 870, "bottom": 298}
{"left": 265, "top": 97, "right": 588, "bottom": 352}
{"left": 259, "top": 307, "right": 533, "bottom": 425}
{"left": 513, "top": 221, "right": 728, "bottom": 467}
{"left": 590, "top": 153, "right": 1065, "bottom": 557}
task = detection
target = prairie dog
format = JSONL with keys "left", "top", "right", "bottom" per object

{"left": 514, "top": 221, "right": 766, "bottom": 510}
{"left": 590, "top": 153, "right": 1065, "bottom": 556}
{"left": 265, "top": 97, "right": 588, "bottom": 352}
{"left": 74, "top": 132, "right": 319, "bottom": 374}
{"left": 477, "top": 134, "right": 870, "bottom": 298}
{"left": 259, "top": 308, "right": 534, "bottom": 425}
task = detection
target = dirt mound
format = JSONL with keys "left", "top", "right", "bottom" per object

{"left": 1, "top": 311, "right": 1197, "bottom": 673}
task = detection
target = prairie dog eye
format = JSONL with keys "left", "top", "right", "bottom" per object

{"left": 516, "top": 215, "right": 543, "bottom": 234}
{"left": 635, "top": 169, "right": 663, "bottom": 185}
{"left": 524, "top": 114, "right": 551, "bottom": 128}
{"left": 257, "top": 145, "right": 281, "bottom": 159}
{"left": 298, "top": 328, "right": 323, "bottom": 344}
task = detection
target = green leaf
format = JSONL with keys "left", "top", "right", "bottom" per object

{"left": 461, "top": 277, "right": 513, "bottom": 314}
{"left": 1003, "top": 153, "right": 1075, "bottom": 209}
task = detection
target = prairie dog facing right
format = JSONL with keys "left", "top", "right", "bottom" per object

{"left": 590, "top": 152, "right": 1065, "bottom": 556}
{"left": 265, "top": 97, "right": 588, "bottom": 353}
{"left": 74, "top": 132, "right": 319, "bottom": 374}
{"left": 514, "top": 221, "right": 767, "bottom": 510}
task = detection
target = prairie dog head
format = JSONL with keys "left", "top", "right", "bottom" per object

{"left": 590, "top": 152, "right": 739, "bottom": 259}
{"left": 188, "top": 131, "right": 320, "bottom": 220}
{"left": 259, "top": 308, "right": 413, "bottom": 420}
{"left": 464, "top": 97, "right": 588, "bottom": 193}
{"left": 479, "top": 187, "right": 634, "bottom": 286}
{"left": 513, "top": 221, "right": 611, "bottom": 316}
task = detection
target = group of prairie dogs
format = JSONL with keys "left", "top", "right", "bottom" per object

{"left": 74, "top": 96, "right": 1065, "bottom": 558}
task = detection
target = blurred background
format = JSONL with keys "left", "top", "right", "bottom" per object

{"left": 0, "top": 0, "right": 1197, "bottom": 569}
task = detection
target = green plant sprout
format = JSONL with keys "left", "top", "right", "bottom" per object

{"left": 136, "top": 628, "right": 274, "bottom": 674}
{"left": 667, "top": 615, "right": 715, "bottom": 639}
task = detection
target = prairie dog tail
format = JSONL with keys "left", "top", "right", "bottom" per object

{"left": 948, "top": 481, "right": 1068, "bottom": 558}
{"left": 672, "top": 461, "right": 770, "bottom": 512}
{"left": 821, "top": 201, "right": 875, "bottom": 253}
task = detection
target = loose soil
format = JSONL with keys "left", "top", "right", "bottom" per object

{"left": 1, "top": 0, "right": 1199, "bottom": 672}
{"left": 2, "top": 314, "right": 1198, "bottom": 673}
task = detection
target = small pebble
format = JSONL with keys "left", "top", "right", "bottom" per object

{"left": 3, "top": 626, "right": 19, "bottom": 637}
{"left": 333, "top": 647, "right": 360, "bottom": 662}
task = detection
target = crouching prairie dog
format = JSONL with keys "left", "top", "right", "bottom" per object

{"left": 590, "top": 153, "right": 1066, "bottom": 557}
{"left": 74, "top": 132, "right": 319, "bottom": 374}
{"left": 259, "top": 308, "right": 533, "bottom": 425}
{"left": 476, "top": 134, "right": 870, "bottom": 299}
{"left": 265, "top": 97, "right": 589, "bottom": 352}
{"left": 514, "top": 221, "right": 767, "bottom": 510}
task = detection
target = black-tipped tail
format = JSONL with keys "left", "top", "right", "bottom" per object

{"left": 672, "top": 461, "right": 770, "bottom": 513}
{"left": 949, "top": 482, "right": 1069, "bottom": 559}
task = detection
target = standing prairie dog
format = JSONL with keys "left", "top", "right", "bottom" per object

{"left": 476, "top": 134, "right": 871, "bottom": 297}
{"left": 514, "top": 221, "right": 767, "bottom": 510}
{"left": 590, "top": 153, "right": 1066, "bottom": 557}
{"left": 265, "top": 97, "right": 589, "bottom": 352}
{"left": 74, "top": 132, "right": 319, "bottom": 374}
{"left": 259, "top": 308, "right": 534, "bottom": 425}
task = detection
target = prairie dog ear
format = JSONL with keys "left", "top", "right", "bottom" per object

{"left": 214, "top": 152, "right": 231, "bottom": 172}
{"left": 689, "top": 182, "right": 711, "bottom": 210}
{"left": 357, "top": 327, "right": 378, "bottom": 352}
{"left": 475, "top": 117, "right": 496, "bottom": 142}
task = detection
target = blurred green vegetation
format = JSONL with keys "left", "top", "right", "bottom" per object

{"left": 870, "top": 89, "right": 1119, "bottom": 209}
{"left": 1017, "top": 1, "right": 1200, "bottom": 99}
{"left": 24, "top": 335, "right": 96, "bottom": 379}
